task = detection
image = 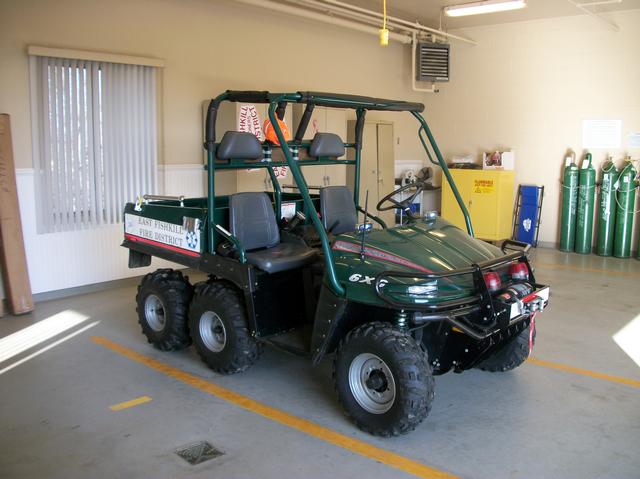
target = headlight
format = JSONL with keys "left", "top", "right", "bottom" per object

{"left": 407, "top": 281, "right": 437, "bottom": 295}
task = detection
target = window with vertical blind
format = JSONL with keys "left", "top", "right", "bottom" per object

{"left": 30, "top": 54, "right": 159, "bottom": 233}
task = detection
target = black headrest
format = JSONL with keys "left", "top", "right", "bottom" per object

{"left": 217, "top": 132, "right": 263, "bottom": 160}
{"left": 309, "top": 133, "right": 345, "bottom": 158}
{"left": 320, "top": 186, "right": 357, "bottom": 235}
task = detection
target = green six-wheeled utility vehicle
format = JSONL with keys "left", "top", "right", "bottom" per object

{"left": 123, "top": 91, "right": 550, "bottom": 436}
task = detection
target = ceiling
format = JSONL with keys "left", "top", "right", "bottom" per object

{"left": 345, "top": 0, "right": 640, "bottom": 29}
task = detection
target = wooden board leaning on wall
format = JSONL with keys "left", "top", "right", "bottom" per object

{"left": 0, "top": 114, "right": 34, "bottom": 315}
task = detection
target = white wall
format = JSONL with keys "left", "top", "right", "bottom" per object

{"left": 428, "top": 10, "right": 640, "bottom": 246}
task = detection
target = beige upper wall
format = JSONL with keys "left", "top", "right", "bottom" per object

{"left": 0, "top": 0, "right": 430, "bottom": 172}
{"left": 428, "top": 10, "right": 640, "bottom": 244}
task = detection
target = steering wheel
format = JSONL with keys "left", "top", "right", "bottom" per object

{"left": 376, "top": 181, "right": 426, "bottom": 218}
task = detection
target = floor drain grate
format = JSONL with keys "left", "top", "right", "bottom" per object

{"left": 175, "top": 441, "right": 224, "bottom": 465}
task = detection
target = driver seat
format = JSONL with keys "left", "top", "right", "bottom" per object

{"left": 219, "top": 131, "right": 316, "bottom": 274}
{"left": 229, "top": 192, "right": 317, "bottom": 274}
{"left": 320, "top": 186, "right": 357, "bottom": 235}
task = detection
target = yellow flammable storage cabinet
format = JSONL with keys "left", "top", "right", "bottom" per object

{"left": 441, "top": 169, "right": 515, "bottom": 241}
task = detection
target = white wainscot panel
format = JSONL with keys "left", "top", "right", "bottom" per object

{"left": 160, "top": 164, "right": 206, "bottom": 197}
{"left": 16, "top": 165, "right": 204, "bottom": 295}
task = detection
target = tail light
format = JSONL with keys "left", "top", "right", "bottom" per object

{"left": 509, "top": 261, "right": 529, "bottom": 280}
{"left": 483, "top": 271, "right": 501, "bottom": 292}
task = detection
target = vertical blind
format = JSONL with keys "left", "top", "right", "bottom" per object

{"left": 31, "top": 56, "right": 158, "bottom": 233}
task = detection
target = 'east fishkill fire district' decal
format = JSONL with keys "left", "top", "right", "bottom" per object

{"left": 125, "top": 213, "right": 200, "bottom": 253}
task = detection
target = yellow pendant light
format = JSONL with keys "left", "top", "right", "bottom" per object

{"left": 379, "top": 0, "right": 389, "bottom": 45}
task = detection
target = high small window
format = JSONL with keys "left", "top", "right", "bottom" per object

{"left": 30, "top": 53, "right": 159, "bottom": 232}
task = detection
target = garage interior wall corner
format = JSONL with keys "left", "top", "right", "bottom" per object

{"left": 427, "top": 9, "right": 640, "bottom": 248}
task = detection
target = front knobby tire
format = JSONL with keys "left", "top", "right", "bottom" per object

{"left": 477, "top": 323, "right": 536, "bottom": 372}
{"left": 136, "top": 269, "right": 193, "bottom": 351}
{"left": 333, "top": 322, "right": 434, "bottom": 437}
{"left": 189, "top": 281, "right": 261, "bottom": 374}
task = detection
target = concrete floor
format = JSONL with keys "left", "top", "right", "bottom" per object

{"left": 0, "top": 247, "right": 639, "bottom": 479}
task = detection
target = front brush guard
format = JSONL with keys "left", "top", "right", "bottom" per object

{"left": 374, "top": 251, "right": 537, "bottom": 340}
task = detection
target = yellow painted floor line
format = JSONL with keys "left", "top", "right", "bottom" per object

{"left": 109, "top": 395, "right": 152, "bottom": 411}
{"left": 528, "top": 357, "right": 640, "bottom": 389}
{"left": 535, "top": 262, "right": 640, "bottom": 276}
{"left": 91, "top": 336, "right": 456, "bottom": 479}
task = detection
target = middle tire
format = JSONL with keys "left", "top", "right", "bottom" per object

{"left": 189, "top": 281, "right": 261, "bottom": 374}
{"left": 333, "top": 322, "right": 434, "bottom": 436}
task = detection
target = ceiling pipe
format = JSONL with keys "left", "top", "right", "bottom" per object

{"left": 294, "top": 0, "right": 459, "bottom": 46}
{"left": 317, "top": 0, "right": 478, "bottom": 45}
{"left": 293, "top": 0, "right": 399, "bottom": 30}
{"left": 565, "top": 0, "right": 620, "bottom": 31}
{"left": 234, "top": 0, "right": 412, "bottom": 43}
{"left": 292, "top": 0, "right": 392, "bottom": 30}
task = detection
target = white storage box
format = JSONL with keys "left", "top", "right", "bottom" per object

{"left": 482, "top": 150, "right": 515, "bottom": 170}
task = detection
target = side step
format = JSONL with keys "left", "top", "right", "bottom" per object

{"left": 260, "top": 326, "right": 312, "bottom": 358}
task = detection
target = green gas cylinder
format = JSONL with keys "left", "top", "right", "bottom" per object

{"left": 559, "top": 151, "right": 579, "bottom": 252}
{"left": 595, "top": 158, "right": 619, "bottom": 256}
{"left": 575, "top": 153, "right": 596, "bottom": 254}
{"left": 613, "top": 158, "right": 637, "bottom": 258}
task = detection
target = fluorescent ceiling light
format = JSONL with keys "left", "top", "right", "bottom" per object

{"left": 444, "top": 0, "right": 527, "bottom": 17}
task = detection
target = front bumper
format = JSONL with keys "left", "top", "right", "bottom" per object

{"left": 374, "top": 250, "right": 550, "bottom": 341}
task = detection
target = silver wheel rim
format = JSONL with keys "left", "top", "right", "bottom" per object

{"left": 144, "top": 294, "right": 166, "bottom": 332}
{"left": 199, "top": 311, "right": 226, "bottom": 353}
{"left": 348, "top": 353, "right": 396, "bottom": 414}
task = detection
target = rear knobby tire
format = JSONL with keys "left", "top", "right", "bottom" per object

{"left": 189, "top": 281, "right": 261, "bottom": 374}
{"left": 333, "top": 322, "right": 434, "bottom": 437}
{"left": 477, "top": 323, "right": 535, "bottom": 372}
{"left": 136, "top": 269, "right": 193, "bottom": 351}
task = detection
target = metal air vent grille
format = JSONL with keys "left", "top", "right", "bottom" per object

{"left": 416, "top": 42, "right": 450, "bottom": 82}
